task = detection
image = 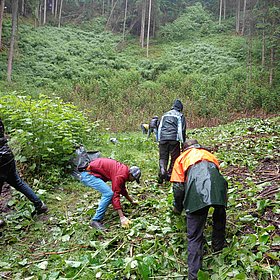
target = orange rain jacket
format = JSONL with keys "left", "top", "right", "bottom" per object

{"left": 171, "top": 147, "right": 220, "bottom": 183}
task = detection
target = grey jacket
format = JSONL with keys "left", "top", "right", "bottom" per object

{"left": 158, "top": 109, "right": 186, "bottom": 142}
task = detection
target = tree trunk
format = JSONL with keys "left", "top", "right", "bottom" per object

{"left": 152, "top": 7, "right": 156, "bottom": 37}
{"left": 122, "top": 0, "right": 128, "bottom": 40}
{"left": 146, "top": 0, "right": 152, "bottom": 57}
{"left": 7, "top": 0, "right": 18, "bottom": 82}
{"left": 55, "top": 0, "right": 58, "bottom": 19}
{"left": 106, "top": 0, "right": 118, "bottom": 30}
{"left": 0, "top": 0, "right": 4, "bottom": 50}
{"left": 51, "top": 0, "right": 54, "bottom": 14}
{"left": 223, "top": 0, "right": 226, "bottom": 20}
{"left": 58, "top": 0, "right": 63, "bottom": 28}
{"left": 247, "top": 26, "right": 252, "bottom": 84}
{"left": 241, "top": 0, "right": 247, "bottom": 35}
{"left": 261, "top": 27, "right": 265, "bottom": 67}
{"left": 43, "top": 0, "right": 47, "bottom": 25}
{"left": 269, "top": 47, "right": 274, "bottom": 86}
{"left": 21, "top": 0, "right": 24, "bottom": 15}
{"left": 219, "top": 0, "right": 222, "bottom": 25}
{"left": 39, "top": 3, "right": 42, "bottom": 26}
{"left": 102, "top": 0, "right": 105, "bottom": 15}
{"left": 140, "top": 0, "right": 146, "bottom": 47}
{"left": 236, "top": 0, "right": 240, "bottom": 33}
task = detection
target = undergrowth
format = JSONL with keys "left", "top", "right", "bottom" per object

{"left": 0, "top": 116, "right": 279, "bottom": 279}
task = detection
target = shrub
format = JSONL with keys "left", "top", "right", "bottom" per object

{"left": 0, "top": 93, "right": 96, "bottom": 176}
{"left": 159, "top": 3, "right": 217, "bottom": 41}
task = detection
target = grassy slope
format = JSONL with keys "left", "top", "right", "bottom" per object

{"left": 2, "top": 22, "right": 278, "bottom": 131}
{"left": 0, "top": 116, "right": 279, "bottom": 279}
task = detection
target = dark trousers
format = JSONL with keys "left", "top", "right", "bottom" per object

{"left": 147, "top": 127, "right": 158, "bottom": 141}
{"left": 159, "top": 140, "right": 180, "bottom": 179}
{"left": 187, "top": 206, "right": 226, "bottom": 280}
{"left": 0, "top": 160, "right": 41, "bottom": 206}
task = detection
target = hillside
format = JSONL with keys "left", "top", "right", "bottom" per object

{"left": 0, "top": 116, "right": 279, "bottom": 279}
{"left": 0, "top": 2, "right": 279, "bottom": 278}
{"left": 0, "top": 3, "right": 279, "bottom": 130}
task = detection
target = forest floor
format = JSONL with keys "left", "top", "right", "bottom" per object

{"left": 0, "top": 116, "right": 279, "bottom": 279}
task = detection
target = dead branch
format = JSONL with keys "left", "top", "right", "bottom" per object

{"left": 32, "top": 245, "right": 88, "bottom": 258}
{"left": 257, "top": 188, "right": 279, "bottom": 198}
{"left": 256, "top": 176, "right": 280, "bottom": 185}
{"left": 103, "top": 241, "right": 125, "bottom": 263}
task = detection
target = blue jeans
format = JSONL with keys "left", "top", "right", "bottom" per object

{"left": 81, "top": 172, "right": 113, "bottom": 221}
{"left": 0, "top": 160, "right": 41, "bottom": 207}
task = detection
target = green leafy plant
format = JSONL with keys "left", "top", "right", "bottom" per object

{"left": 0, "top": 93, "right": 96, "bottom": 176}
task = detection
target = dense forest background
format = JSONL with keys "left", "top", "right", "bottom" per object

{"left": 0, "top": 0, "right": 279, "bottom": 131}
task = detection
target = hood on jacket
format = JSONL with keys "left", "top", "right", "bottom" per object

{"left": 172, "top": 99, "right": 183, "bottom": 112}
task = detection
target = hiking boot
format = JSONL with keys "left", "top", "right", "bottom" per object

{"left": 0, "top": 219, "right": 5, "bottom": 228}
{"left": 36, "top": 203, "right": 48, "bottom": 215}
{"left": 32, "top": 201, "right": 48, "bottom": 216}
{"left": 90, "top": 220, "right": 106, "bottom": 231}
{"left": 158, "top": 174, "right": 164, "bottom": 184}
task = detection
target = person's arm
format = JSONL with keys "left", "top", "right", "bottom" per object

{"left": 112, "top": 177, "right": 133, "bottom": 228}
{"left": 172, "top": 182, "right": 185, "bottom": 214}
{"left": 181, "top": 115, "right": 187, "bottom": 142}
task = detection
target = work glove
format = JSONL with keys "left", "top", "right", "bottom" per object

{"left": 120, "top": 216, "right": 132, "bottom": 228}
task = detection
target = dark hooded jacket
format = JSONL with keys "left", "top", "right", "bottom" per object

{"left": 158, "top": 100, "right": 186, "bottom": 142}
{"left": 149, "top": 116, "right": 159, "bottom": 129}
{"left": 0, "top": 119, "right": 14, "bottom": 168}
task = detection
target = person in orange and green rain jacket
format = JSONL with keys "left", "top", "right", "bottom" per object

{"left": 170, "top": 139, "right": 228, "bottom": 280}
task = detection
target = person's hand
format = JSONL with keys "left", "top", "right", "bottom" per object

{"left": 120, "top": 216, "right": 132, "bottom": 228}
{"left": 172, "top": 206, "right": 182, "bottom": 215}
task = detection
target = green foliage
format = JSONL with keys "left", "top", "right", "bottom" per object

{"left": 0, "top": 93, "right": 95, "bottom": 177}
{"left": 0, "top": 117, "right": 279, "bottom": 279}
{"left": 1, "top": 25, "right": 128, "bottom": 88}
{"left": 0, "top": 4, "right": 279, "bottom": 131}
{"left": 167, "top": 43, "right": 239, "bottom": 75}
{"left": 159, "top": 3, "right": 218, "bottom": 41}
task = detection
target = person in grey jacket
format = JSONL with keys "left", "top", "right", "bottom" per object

{"left": 157, "top": 99, "right": 186, "bottom": 183}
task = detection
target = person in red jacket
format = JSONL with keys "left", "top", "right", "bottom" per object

{"left": 80, "top": 158, "right": 141, "bottom": 231}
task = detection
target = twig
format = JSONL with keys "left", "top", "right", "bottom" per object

{"left": 227, "top": 220, "right": 245, "bottom": 234}
{"left": 0, "top": 274, "right": 12, "bottom": 280}
{"left": 130, "top": 244, "right": 133, "bottom": 257}
{"left": 32, "top": 245, "right": 88, "bottom": 258}
{"left": 256, "top": 176, "right": 280, "bottom": 185}
{"left": 65, "top": 205, "right": 69, "bottom": 224}
{"left": 72, "top": 261, "right": 89, "bottom": 280}
{"left": 26, "top": 258, "right": 49, "bottom": 265}
{"left": 103, "top": 241, "right": 125, "bottom": 263}
{"left": 150, "top": 275, "right": 188, "bottom": 279}
{"left": 257, "top": 188, "right": 279, "bottom": 198}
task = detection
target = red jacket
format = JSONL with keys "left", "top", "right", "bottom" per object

{"left": 86, "top": 158, "right": 129, "bottom": 210}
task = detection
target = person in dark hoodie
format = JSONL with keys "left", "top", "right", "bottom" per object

{"left": 147, "top": 116, "right": 159, "bottom": 141}
{"left": 0, "top": 119, "right": 48, "bottom": 227}
{"left": 157, "top": 99, "right": 186, "bottom": 183}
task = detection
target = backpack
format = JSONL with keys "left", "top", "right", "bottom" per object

{"left": 71, "top": 145, "right": 101, "bottom": 180}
